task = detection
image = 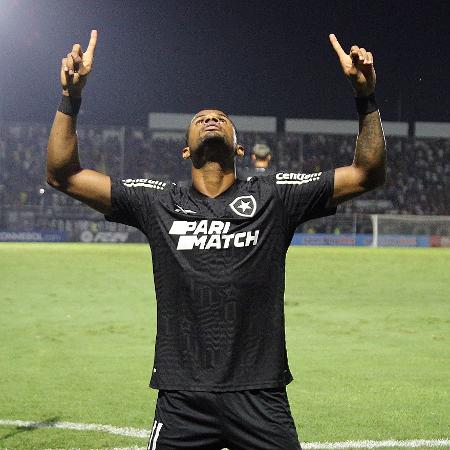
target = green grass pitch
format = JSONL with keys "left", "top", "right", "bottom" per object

{"left": 0, "top": 243, "right": 448, "bottom": 449}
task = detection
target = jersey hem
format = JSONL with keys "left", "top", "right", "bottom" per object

{"left": 149, "top": 377, "right": 293, "bottom": 392}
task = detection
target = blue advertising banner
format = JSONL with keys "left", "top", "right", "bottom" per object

{"left": 0, "top": 230, "right": 430, "bottom": 246}
{"left": 0, "top": 231, "right": 66, "bottom": 242}
{"left": 292, "top": 233, "right": 357, "bottom": 246}
{"left": 375, "top": 234, "right": 429, "bottom": 247}
{"left": 292, "top": 233, "right": 430, "bottom": 247}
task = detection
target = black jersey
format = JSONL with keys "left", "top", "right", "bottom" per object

{"left": 239, "top": 166, "right": 275, "bottom": 180}
{"left": 106, "top": 170, "right": 336, "bottom": 391}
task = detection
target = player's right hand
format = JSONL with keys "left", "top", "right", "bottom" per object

{"left": 61, "top": 30, "right": 97, "bottom": 97}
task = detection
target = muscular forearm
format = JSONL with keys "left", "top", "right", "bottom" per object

{"left": 46, "top": 110, "right": 82, "bottom": 189}
{"left": 353, "top": 110, "right": 386, "bottom": 188}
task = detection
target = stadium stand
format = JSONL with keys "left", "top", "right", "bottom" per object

{"left": 0, "top": 122, "right": 448, "bottom": 241}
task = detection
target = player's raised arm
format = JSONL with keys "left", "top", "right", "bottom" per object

{"left": 47, "top": 30, "right": 112, "bottom": 215}
{"left": 328, "top": 34, "right": 386, "bottom": 205}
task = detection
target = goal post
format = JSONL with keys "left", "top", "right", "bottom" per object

{"left": 370, "top": 214, "right": 450, "bottom": 247}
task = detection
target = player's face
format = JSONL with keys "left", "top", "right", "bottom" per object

{"left": 187, "top": 110, "right": 237, "bottom": 151}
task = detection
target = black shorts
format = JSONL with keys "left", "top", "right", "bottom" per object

{"left": 146, "top": 387, "right": 302, "bottom": 450}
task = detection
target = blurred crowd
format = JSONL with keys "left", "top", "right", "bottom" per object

{"left": 0, "top": 122, "right": 448, "bottom": 218}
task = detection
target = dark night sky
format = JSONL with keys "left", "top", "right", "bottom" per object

{"left": 1, "top": 0, "right": 449, "bottom": 126}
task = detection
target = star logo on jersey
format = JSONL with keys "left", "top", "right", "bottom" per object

{"left": 229, "top": 195, "right": 257, "bottom": 218}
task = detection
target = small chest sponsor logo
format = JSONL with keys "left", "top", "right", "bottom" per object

{"left": 275, "top": 172, "right": 322, "bottom": 184}
{"left": 169, "top": 219, "right": 259, "bottom": 251}
{"left": 122, "top": 178, "right": 166, "bottom": 189}
{"left": 229, "top": 195, "right": 257, "bottom": 218}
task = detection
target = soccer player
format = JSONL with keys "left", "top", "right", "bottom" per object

{"left": 47, "top": 30, "right": 386, "bottom": 450}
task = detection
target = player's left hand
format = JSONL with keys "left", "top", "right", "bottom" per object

{"left": 61, "top": 30, "right": 98, "bottom": 97}
{"left": 329, "top": 34, "right": 376, "bottom": 97}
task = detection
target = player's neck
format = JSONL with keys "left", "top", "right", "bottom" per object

{"left": 191, "top": 163, "right": 236, "bottom": 198}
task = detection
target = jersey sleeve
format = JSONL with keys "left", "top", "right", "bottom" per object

{"left": 273, "top": 170, "right": 336, "bottom": 226}
{"left": 105, "top": 178, "right": 168, "bottom": 230}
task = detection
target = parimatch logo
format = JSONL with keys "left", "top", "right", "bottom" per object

{"left": 169, "top": 220, "right": 260, "bottom": 251}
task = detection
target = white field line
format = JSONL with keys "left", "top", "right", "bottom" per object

{"left": 302, "top": 440, "right": 450, "bottom": 449}
{"left": 0, "top": 419, "right": 448, "bottom": 449}
{"left": 0, "top": 419, "right": 148, "bottom": 438}
{"left": 66, "top": 443, "right": 450, "bottom": 450}
{"left": 85, "top": 443, "right": 450, "bottom": 450}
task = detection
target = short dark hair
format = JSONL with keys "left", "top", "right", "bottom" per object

{"left": 185, "top": 126, "right": 190, "bottom": 146}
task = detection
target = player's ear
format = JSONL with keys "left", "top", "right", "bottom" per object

{"left": 251, "top": 154, "right": 256, "bottom": 161}
{"left": 235, "top": 144, "right": 244, "bottom": 158}
{"left": 267, "top": 154, "right": 272, "bottom": 161}
{"left": 182, "top": 146, "right": 191, "bottom": 160}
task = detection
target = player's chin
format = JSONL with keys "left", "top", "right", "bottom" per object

{"left": 200, "top": 132, "right": 225, "bottom": 145}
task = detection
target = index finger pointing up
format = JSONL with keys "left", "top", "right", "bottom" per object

{"left": 85, "top": 29, "right": 98, "bottom": 56}
{"left": 329, "top": 33, "right": 346, "bottom": 57}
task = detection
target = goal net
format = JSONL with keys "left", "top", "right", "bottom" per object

{"left": 370, "top": 214, "right": 450, "bottom": 247}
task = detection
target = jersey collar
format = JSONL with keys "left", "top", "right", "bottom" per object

{"left": 188, "top": 179, "right": 243, "bottom": 201}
